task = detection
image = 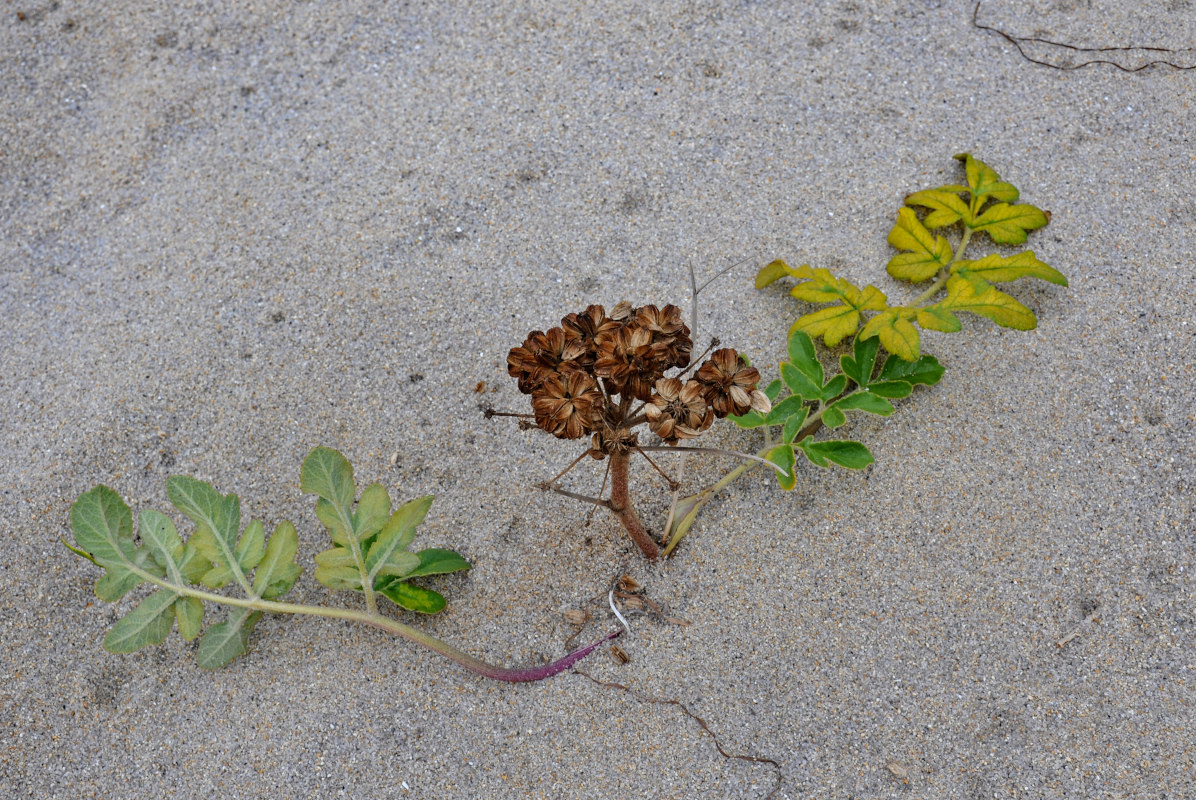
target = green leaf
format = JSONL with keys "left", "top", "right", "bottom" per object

{"left": 314, "top": 565, "right": 364, "bottom": 591}
{"left": 168, "top": 476, "right": 245, "bottom": 589}
{"left": 755, "top": 259, "right": 799, "bottom": 288}
{"left": 831, "top": 391, "right": 895, "bottom": 416}
{"left": 953, "top": 153, "right": 1019, "bottom": 203}
{"left": 821, "top": 406, "right": 847, "bottom": 428}
{"left": 235, "top": 519, "right": 266, "bottom": 571}
{"left": 968, "top": 203, "right": 1048, "bottom": 245}
{"left": 196, "top": 607, "right": 262, "bottom": 669}
{"left": 763, "top": 379, "right": 782, "bottom": 403}
{"left": 859, "top": 309, "right": 921, "bottom": 362}
{"left": 782, "top": 406, "right": 809, "bottom": 443}
{"left": 786, "top": 330, "right": 822, "bottom": 384}
{"left": 951, "top": 251, "right": 1067, "bottom": 287}
{"left": 252, "top": 521, "right": 303, "bottom": 600}
{"left": 940, "top": 276, "right": 1037, "bottom": 330}
{"left": 915, "top": 305, "right": 962, "bottom": 333}
{"left": 866, "top": 380, "right": 913, "bottom": 399}
{"left": 315, "top": 498, "right": 349, "bottom": 546}
{"left": 174, "top": 596, "right": 204, "bottom": 641}
{"left": 820, "top": 374, "right": 847, "bottom": 402}
{"left": 878, "top": 354, "right": 945, "bottom": 386}
{"left": 71, "top": 487, "right": 150, "bottom": 602}
{"left": 886, "top": 207, "right": 952, "bottom": 282}
{"left": 780, "top": 361, "right": 823, "bottom": 401}
{"left": 104, "top": 589, "right": 178, "bottom": 653}
{"left": 300, "top": 447, "right": 357, "bottom": 513}
{"left": 840, "top": 335, "right": 880, "bottom": 387}
{"left": 365, "top": 496, "right": 434, "bottom": 581}
{"left": 728, "top": 409, "right": 767, "bottom": 429}
{"left": 764, "top": 394, "right": 808, "bottom": 426}
{"left": 139, "top": 509, "right": 183, "bottom": 577}
{"left": 765, "top": 444, "right": 796, "bottom": 491}
{"left": 798, "top": 438, "right": 874, "bottom": 470}
{"left": 904, "top": 188, "right": 972, "bottom": 228}
{"left": 353, "top": 484, "right": 391, "bottom": 542}
{"left": 406, "top": 548, "right": 473, "bottom": 579}
{"left": 376, "top": 581, "right": 447, "bottom": 614}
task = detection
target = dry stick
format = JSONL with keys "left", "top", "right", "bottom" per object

{"left": 583, "top": 457, "right": 612, "bottom": 527}
{"left": 572, "top": 669, "right": 784, "bottom": 798}
{"left": 972, "top": 0, "right": 1196, "bottom": 72}
{"left": 543, "top": 449, "right": 592, "bottom": 487}
{"left": 635, "top": 447, "right": 680, "bottom": 490}
{"left": 542, "top": 484, "right": 611, "bottom": 509}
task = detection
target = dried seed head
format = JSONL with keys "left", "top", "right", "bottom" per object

{"left": 635, "top": 304, "right": 693, "bottom": 370}
{"left": 594, "top": 324, "right": 661, "bottom": 401}
{"left": 561, "top": 304, "right": 620, "bottom": 366}
{"left": 507, "top": 327, "right": 587, "bottom": 394}
{"left": 531, "top": 367, "right": 603, "bottom": 439}
{"left": 695, "top": 348, "right": 762, "bottom": 417}
{"left": 608, "top": 300, "right": 634, "bottom": 321}
{"left": 645, "top": 377, "right": 712, "bottom": 443}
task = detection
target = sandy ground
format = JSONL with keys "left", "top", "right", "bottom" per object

{"left": 2, "top": 1, "right": 1193, "bottom": 797}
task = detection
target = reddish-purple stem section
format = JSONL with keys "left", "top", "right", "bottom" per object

{"left": 474, "top": 629, "right": 622, "bottom": 683}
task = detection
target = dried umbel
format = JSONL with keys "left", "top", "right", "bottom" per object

{"left": 499, "top": 302, "right": 769, "bottom": 560}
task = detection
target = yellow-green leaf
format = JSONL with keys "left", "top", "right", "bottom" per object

{"left": 886, "top": 207, "right": 952, "bottom": 282}
{"left": 968, "top": 203, "right": 1048, "bottom": 245}
{"left": 953, "top": 153, "right": 1019, "bottom": 203}
{"left": 859, "top": 310, "right": 920, "bottom": 361}
{"left": 905, "top": 189, "right": 972, "bottom": 228}
{"left": 915, "top": 305, "right": 962, "bottom": 333}
{"left": 791, "top": 305, "right": 861, "bottom": 348}
{"left": 951, "top": 251, "right": 1067, "bottom": 287}
{"left": 787, "top": 265, "right": 863, "bottom": 304}
{"left": 756, "top": 259, "right": 801, "bottom": 289}
{"left": 940, "top": 277, "right": 1037, "bottom": 330}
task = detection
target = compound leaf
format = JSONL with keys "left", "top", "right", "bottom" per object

{"left": 174, "top": 595, "right": 204, "bottom": 641}
{"left": 197, "top": 607, "right": 262, "bottom": 669}
{"left": 866, "top": 379, "right": 913, "bottom": 399}
{"left": 887, "top": 207, "right": 952, "bottom": 282}
{"left": 71, "top": 486, "right": 146, "bottom": 601}
{"left": 968, "top": 203, "right": 1048, "bottom": 245}
{"left": 940, "top": 277, "right": 1037, "bottom": 330}
{"left": 951, "top": 252, "right": 1067, "bottom": 287}
{"left": 787, "top": 265, "right": 862, "bottom": 304}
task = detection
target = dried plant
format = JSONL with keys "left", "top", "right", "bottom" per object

{"left": 498, "top": 303, "right": 772, "bottom": 560}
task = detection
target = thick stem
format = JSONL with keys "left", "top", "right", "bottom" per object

{"left": 608, "top": 450, "right": 660, "bottom": 560}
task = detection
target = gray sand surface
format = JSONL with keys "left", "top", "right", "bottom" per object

{"left": 2, "top": 1, "right": 1194, "bottom": 797}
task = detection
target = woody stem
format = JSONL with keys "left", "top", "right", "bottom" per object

{"left": 608, "top": 450, "right": 660, "bottom": 561}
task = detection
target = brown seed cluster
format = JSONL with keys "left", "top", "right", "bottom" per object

{"left": 507, "top": 303, "right": 770, "bottom": 450}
